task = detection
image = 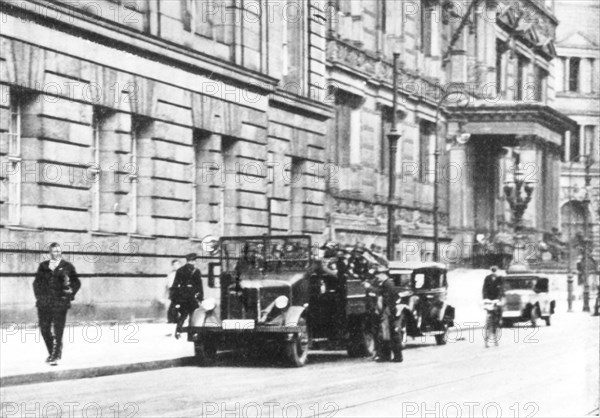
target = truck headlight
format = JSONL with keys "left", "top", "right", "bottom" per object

{"left": 201, "top": 298, "right": 216, "bottom": 312}
{"left": 275, "top": 296, "right": 289, "bottom": 309}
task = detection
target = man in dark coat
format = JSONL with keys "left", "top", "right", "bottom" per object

{"left": 482, "top": 266, "right": 504, "bottom": 300}
{"left": 172, "top": 253, "right": 204, "bottom": 339}
{"left": 33, "top": 242, "right": 81, "bottom": 365}
{"left": 374, "top": 270, "right": 403, "bottom": 363}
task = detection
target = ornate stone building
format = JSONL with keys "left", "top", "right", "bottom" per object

{"left": 0, "top": 0, "right": 581, "bottom": 322}
{"left": 324, "top": 0, "right": 575, "bottom": 265}
{"left": 551, "top": 0, "right": 599, "bottom": 264}
{"left": 0, "top": 0, "right": 331, "bottom": 321}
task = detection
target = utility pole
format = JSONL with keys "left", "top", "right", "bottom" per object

{"left": 387, "top": 52, "right": 402, "bottom": 261}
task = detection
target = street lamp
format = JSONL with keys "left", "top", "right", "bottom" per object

{"left": 386, "top": 52, "right": 402, "bottom": 261}
{"left": 581, "top": 154, "right": 593, "bottom": 312}
{"left": 503, "top": 165, "right": 535, "bottom": 269}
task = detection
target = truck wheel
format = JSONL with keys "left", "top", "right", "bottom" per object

{"left": 435, "top": 323, "right": 448, "bottom": 345}
{"left": 285, "top": 315, "right": 310, "bottom": 367}
{"left": 347, "top": 317, "right": 376, "bottom": 358}
{"left": 194, "top": 338, "right": 217, "bottom": 366}
{"left": 544, "top": 315, "right": 551, "bottom": 326}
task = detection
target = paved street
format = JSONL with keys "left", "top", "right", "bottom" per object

{"left": 1, "top": 312, "right": 597, "bottom": 418}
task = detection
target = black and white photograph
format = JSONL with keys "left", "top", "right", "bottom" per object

{"left": 0, "top": 0, "right": 598, "bottom": 416}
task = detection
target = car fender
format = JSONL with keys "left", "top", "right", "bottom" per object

{"left": 440, "top": 304, "right": 455, "bottom": 325}
{"left": 190, "top": 307, "right": 221, "bottom": 328}
{"left": 283, "top": 306, "right": 307, "bottom": 327}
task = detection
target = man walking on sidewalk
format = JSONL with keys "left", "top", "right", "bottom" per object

{"left": 172, "top": 253, "right": 203, "bottom": 339}
{"left": 33, "top": 243, "right": 81, "bottom": 365}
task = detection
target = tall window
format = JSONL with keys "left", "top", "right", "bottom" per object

{"left": 282, "top": 1, "right": 306, "bottom": 89}
{"left": 192, "top": 129, "right": 211, "bottom": 237}
{"left": 380, "top": 106, "right": 394, "bottom": 175}
{"left": 7, "top": 93, "right": 23, "bottom": 225}
{"left": 535, "top": 66, "right": 548, "bottom": 102}
{"left": 584, "top": 125, "right": 596, "bottom": 157}
{"left": 570, "top": 129, "right": 580, "bottom": 162}
{"left": 128, "top": 116, "right": 148, "bottom": 234}
{"left": 496, "top": 40, "right": 507, "bottom": 96}
{"left": 419, "top": 120, "right": 435, "bottom": 183}
{"left": 420, "top": 0, "right": 433, "bottom": 56}
{"left": 90, "top": 108, "right": 104, "bottom": 231}
{"left": 569, "top": 58, "right": 580, "bottom": 92}
{"left": 516, "top": 54, "right": 528, "bottom": 101}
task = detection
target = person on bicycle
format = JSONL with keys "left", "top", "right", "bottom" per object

{"left": 482, "top": 266, "right": 504, "bottom": 347}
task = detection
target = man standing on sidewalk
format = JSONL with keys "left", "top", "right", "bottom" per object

{"left": 33, "top": 242, "right": 81, "bottom": 365}
{"left": 172, "top": 253, "right": 203, "bottom": 339}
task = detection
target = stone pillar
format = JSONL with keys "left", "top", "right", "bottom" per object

{"left": 448, "top": 143, "right": 469, "bottom": 229}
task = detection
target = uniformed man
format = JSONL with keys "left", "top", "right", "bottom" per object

{"left": 172, "top": 253, "right": 204, "bottom": 339}
{"left": 33, "top": 242, "right": 81, "bottom": 365}
{"left": 373, "top": 269, "right": 403, "bottom": 363}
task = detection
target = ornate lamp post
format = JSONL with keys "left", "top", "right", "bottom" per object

{"left": 503, "top": 166, "right": 535, "bottom": 269}
{"left": 386, "top": 52, "right": 402, "bottom": 261}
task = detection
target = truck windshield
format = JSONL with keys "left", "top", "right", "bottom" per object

{"left": 221, "top": 236, "right": 312, "bottom": 275}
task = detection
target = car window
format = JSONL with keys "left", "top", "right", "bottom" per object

{"left": 414, "top": 274, "right": 425, "bottom": 289}
{"left": 391, "top": 273, "right": 411, "bottom": 288}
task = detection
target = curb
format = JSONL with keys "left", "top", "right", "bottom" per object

{"left": 0, "top": 356, "right": 196, "bottom": 387}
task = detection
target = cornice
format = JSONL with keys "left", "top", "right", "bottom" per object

{"left": 4, "top": 0, "right": 279, "bottom": 93}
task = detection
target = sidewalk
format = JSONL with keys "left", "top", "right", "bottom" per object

{"left": 0, "top": 321, "right": 194, "bottom": 387}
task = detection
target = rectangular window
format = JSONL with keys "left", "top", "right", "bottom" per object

{"left": 569, "top": 57, "right": 580, "bottom": 92}
{"left": 380, "top": 106, "right": 393, "bottom": 175}
{"left": 584, "top": 125, "right": 596, "bottom": 157}
{"left": 516, "top": 55, "right": 528, "bottom": 101}
{"left": 419, "top": 120, "right": 435, "bottom": 183}
{"left": 90, "top": 108, "right": 104, "bottom": 231}
{"left": 129, "top": 116, "right": 149, "bottom": 234}
{"left": 283, "top": 1, "right": 306, "bottom": 89}
{"left": 420, "top": 1, "right": 432, "bottom": 56}
{"left": 535, "top": 66, "right": 548, "bottom": 102}
{"left": 7, "top": 93, "right": 22, "bottom": 225}
{"left": 192, "top": 129, "right": 211, "bottom": 237}
{"left": 496, "top": 40, "right": 507, "bottom": 96}
{"left": 570, "top": 128, "right": 580, "bottom": 162}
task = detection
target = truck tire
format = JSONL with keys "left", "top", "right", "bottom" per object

{"left": 435, "top": 322, "right": 448, "bottom": 345}
{"left": 194, "top": 338, "right": 217, "bottom": 366}
{"left": 543, "top": 315, "right": 551, "bottom": 326}
{"left": 347, "top": 317, "right": 376, "bottom": 358}
{"left": 284, "top": 314, "right": 310, "bottom": 367}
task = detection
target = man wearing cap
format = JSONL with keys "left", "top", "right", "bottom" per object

{"left": 374, "top": 269, "right": 403, "bottom": 363}
{"left": 482, "top": 266, "right": 504, "bottom": 301}
{"left": 171, "top": 253, "right": 204, "bottom": 339}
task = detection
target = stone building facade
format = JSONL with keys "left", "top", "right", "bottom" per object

{"left": 550, "top": 0, "right": 599, "bottom": 264}
{"left": 324, "top": 0, "right": 575, "bottom": 265}
{"left": 0, "top": 0, "right": 331, "bottom": 322}
{"left": 0, "top": 0, "right": 579, "bottom": 322}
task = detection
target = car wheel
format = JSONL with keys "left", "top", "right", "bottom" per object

{"left": 544, "top": 315, "right": 551, "bottom": 326}
{"left": 347, "top": 317, "right": 376, "bottom": 358}
{"left": 396, "top": 310, "right": 408, "bottom": 349}
{"left": 435, "top": 322, "right": 448, "bottom": 345}
{"left": 502, "top": 319, "right": 514, "bottom": 328}
{"left": 194, "top": 338, "right": 217, "bottom": 366}
{"left": 285, "top": 314, "right": 310, "bottom": 367}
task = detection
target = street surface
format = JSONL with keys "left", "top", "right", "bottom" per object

{"left": 1, "top": 312, "right": 597, "bottom": 418}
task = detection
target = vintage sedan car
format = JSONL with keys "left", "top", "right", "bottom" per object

{"left": 387, "top": 262, "right": 455, "bottom": 346}
{"left": 183, "top": 235, "right": 380, "bottom": 367}
{"left": 501, "top": 274, "right": 555, "bottom": 327}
